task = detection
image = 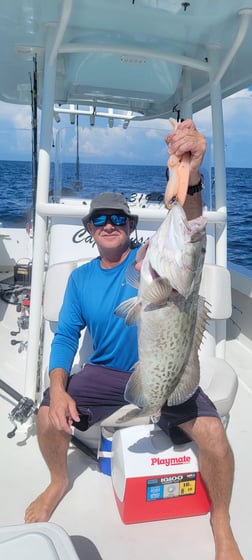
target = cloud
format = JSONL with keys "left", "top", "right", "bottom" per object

{"left": 0, "top": 101, "right": 31, "bottom": 129}
{"left": 194, "top": 88, "right": 252, "bottom": 135}
{"left": 193, "top": 88, "right": 252, "bottom": 166}
{"left": 1, "top": 87, "right": 252, "bottom": 166}
{"left": 56, "top": 121, "right": 167, "bottom": 164}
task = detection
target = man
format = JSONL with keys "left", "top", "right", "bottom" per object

{"left": 25, "top": 120, "right": 243, "bottom": 560}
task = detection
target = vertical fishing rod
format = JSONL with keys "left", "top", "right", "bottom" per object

{"left": 75, "top": 108, "right": 80, "bottom": 184}
{"left": 73, "top": 104, "right": 82, "bottom": 191}
{"left": 30, "top": 54, "right": 38, "bottom": 231}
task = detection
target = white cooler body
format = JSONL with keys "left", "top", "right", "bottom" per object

{"left": 111, "top": 424, "right": 210, "bottom": 524}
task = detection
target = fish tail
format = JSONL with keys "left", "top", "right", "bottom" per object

{"left": 164, "top": 118, "right": 190, "bottom": 208}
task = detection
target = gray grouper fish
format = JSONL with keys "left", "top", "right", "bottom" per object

{"left": 115, "top": 200, "right": 208, "bottom": 422}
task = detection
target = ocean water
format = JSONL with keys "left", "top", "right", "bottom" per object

{"left": 0, "top": 161, "right": 251, "bottom": 269}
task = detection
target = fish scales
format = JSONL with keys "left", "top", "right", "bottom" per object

{"left": 115, "top": 201, "right": 208, "bottom": 422}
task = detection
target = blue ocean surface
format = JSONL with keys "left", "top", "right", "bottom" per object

{"left": 0, "top": 161, "right": 251, "bottom": 269}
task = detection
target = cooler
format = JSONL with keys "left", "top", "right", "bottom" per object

{"left": 0, "top": 522, "right": 79, "bottom": 560}
{"left": 111, "top": 424, "right": 210, "bottom": 524}
{"left": 98, "top": 427, "right": 114, "bottom": 475}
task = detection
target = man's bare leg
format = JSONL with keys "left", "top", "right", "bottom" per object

{"left": 25, "top": 406, "right": 70, "bottom": 523}
{"left": 180, "top": 417, "right": 244, "bottom": 560}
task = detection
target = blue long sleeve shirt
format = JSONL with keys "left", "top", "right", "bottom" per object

{"left": 49, "top": 247, "right": 139, "bottom": 375}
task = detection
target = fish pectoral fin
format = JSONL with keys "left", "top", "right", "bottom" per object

{"left": 124, "top": 363, "right": 149, "bottom": 408}
{"left": 114, "top": 297, "right": 140, "bottom": 326}
{"left": 143, "top": 277, "right": 172, "bottom": 306}
{"left": 125, "top": 262, "right": 140, "bottom": 289}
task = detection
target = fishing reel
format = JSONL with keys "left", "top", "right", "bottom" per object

{"left": 7, "top": 396, "right": 37, "bottom": 438}
{"left": 0, "top": 379, "right": 38, "bottom": 439}
{"left": 10, "top": 291, "right": 30, "bottom": 351}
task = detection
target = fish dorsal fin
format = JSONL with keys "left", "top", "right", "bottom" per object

{"left": 125, "top": 262, "right": 140, "bottom": 289}
{"left": 143, "top": 277, "right": 172, "bottom": 306}
{"left": 194, "top": 295, "right": 210, "bottom": 350}
{"left": 114, "top": 296, "right": 140, "bottom": 326}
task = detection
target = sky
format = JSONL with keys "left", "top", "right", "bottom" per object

{"left": 0, "top": 88, "right": 252, "bottom": 167}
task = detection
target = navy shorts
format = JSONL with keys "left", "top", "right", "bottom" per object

{"left": 41, "top": 363, "right": 219, "bottom": 432}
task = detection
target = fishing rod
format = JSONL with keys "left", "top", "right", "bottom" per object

{"left": 29, "top": 54, "right": 38, "bottom": 232}
{"left": 0, "top": 378, "right": 97, "bottom": 460}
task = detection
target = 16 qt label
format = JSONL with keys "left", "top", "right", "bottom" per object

{"left": 146, "top": 473, "right": 196, "bottom": 501}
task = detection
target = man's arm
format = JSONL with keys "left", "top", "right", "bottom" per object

{"left": 48, "top": 367, "right": 80, "bottom": 434}
{"left": 49, "top": 271, "right": 87, "bottom": 375}
{"left": 183, "top": 190, "right": 203, "bottom": 220}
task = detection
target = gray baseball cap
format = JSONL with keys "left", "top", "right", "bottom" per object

{"left": 82, "top": 192, "right": 138, "bottom": 228}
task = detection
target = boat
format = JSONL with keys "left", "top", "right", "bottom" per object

{"left": 0, "top": 1, "right": 252, "bottom": 558}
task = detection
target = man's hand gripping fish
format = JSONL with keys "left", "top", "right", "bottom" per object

{"left": 115, "top": 119, "right": 208, "bottom": 423}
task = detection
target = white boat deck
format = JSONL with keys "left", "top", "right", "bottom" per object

{"left": 0, "top": 299, "right": 251, "bottom": 560}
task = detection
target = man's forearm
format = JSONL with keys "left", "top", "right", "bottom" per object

{"left": 49, "top": 368, "right": 68, "bottom": 393}
{"left": 183, "top": 191, "right": 203, "bottom": 220}
{"left": 183, "top": 170, "right": 203, "bottom": 220}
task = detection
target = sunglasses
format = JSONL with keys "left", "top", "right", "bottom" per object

{"left": 91, "top": 213, "right": 128, "bottom": 227}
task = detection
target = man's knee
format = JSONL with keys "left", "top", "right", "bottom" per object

{"left": 37, "top": 404, "right": 51, "bottom": 433}
{"left": 181, "top": 416, "right": 231, "bottom": 459}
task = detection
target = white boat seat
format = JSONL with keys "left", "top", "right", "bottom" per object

{"left": 43, "top": 259, "right": 89, "bottom": 323}
{"left": 198, "top": 264, "right": 238, "bottom": 427}
{"left": 199, "top": 263, "right": 232, "bottom": 319}
{"left": 200, "top": 356, "right": 238, "bottom": 426}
